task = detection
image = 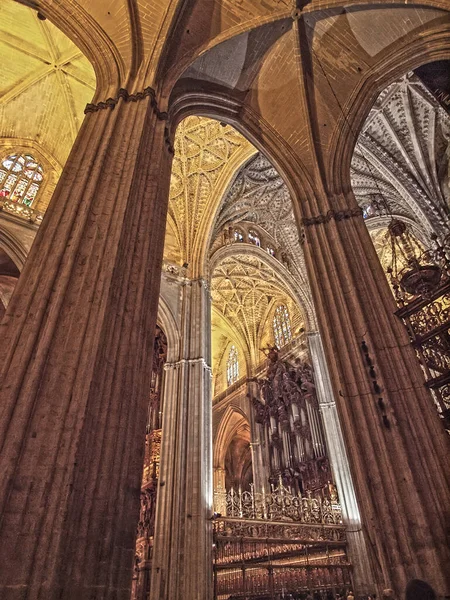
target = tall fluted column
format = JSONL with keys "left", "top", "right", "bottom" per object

{"left": 150, "top": 278, "right": 213, "bottom": 600}
{"left": 301, "top": 192, "right": 450, "bottom": 597}
{"left": 0, "top": 89, "right": 173, "bottom": 600}
{"left": 308, "top": 332, "right": 375, "bottom": 594}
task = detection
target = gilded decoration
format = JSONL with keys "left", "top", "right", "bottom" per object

{"left": 214, "top": 480, "right": 342, "bottom": 526}
{"left": 211, "top": 253, "right": 303, "bottom": 374}
{"left": 164, "top": 116, "right": 255, "bottom": 269}
{"left": 132, "top": 326, "right": 167, "bottom": 599}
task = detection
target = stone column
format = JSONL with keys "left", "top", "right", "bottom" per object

{"left": 247, "top": 379, "right": 269, "bottom": 495}
{"left": 301, "top": 193, "right": 450, "bottom": 598}
{"left": 308, "top": 331, "right": 374, "bottom": 594}
{"left": 150, "top": 278, "right": 213, "bottom": 600}
{"left": 0, "top": 88, "right": 173, "bottom": 600}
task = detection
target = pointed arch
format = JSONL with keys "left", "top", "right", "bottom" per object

{"left": 213, "top": 404, "right": 251, "bottom": 470}
{"left": 156, "top": 294, "right": 180, "bottom": 364}
{"left": 330, "top": 20, "right": 450, "bottom": 195}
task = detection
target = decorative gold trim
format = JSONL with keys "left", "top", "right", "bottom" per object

{"left": 302, "top": 207, "right": 363, "bottom": 227}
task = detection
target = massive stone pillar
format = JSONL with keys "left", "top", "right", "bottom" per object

{"left": 150, "top": 277, "right": 213, "bottom": 600}
{"left": 301, "top": 192, "right": 450, "bottom": 597}
{"left": 309, "top": 331, "right": 374, "bottom": 594}
{"left": 0, "top": 89, "right": 173, "bottom": 600}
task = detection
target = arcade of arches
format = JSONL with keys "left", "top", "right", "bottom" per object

{"left": 0, "top": 1, "right": 449, "bottom": 600}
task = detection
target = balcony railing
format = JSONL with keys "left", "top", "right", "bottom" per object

{"left": 0, "top": 199, "right": 44, "bottom": 224}
{"left": 214, "top": 480, "right": 342, "bottom": 526}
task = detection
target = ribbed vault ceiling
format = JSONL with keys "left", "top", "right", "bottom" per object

{"left": 351, "top": 74, "right": 450, "bottom": 237}
{"left": 164, "top": 116, "right": 256, "bottom": 269}
{"left": 211, "top": 252, "right": 302, "bottom": 362}
{"left": 0, "top": 0, "right": 95, "bottom": 168}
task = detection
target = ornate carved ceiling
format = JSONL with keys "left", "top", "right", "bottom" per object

{"left": 208, "top": 152, "right": 316, "bottom": 386}
{"left": 351, "top": 73, "right": 450, "bottom": 237}
{"left": 0, "top": 0, "right": 95, "bottom": 170}
{"left": 211, "top": 252, "right": 303, "bottom": 374}
{"left": 207, "top": 76, "right": 450, "bottom": 386}
{"left": 164, "top": 116, "right": 255, "bottom": 270}
{"left": 213, "top": 153, "right": 309, "bottom": 288}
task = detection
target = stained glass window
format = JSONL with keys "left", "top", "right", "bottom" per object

{"left": 273, "top": 305, "right": 292, "bottom": 348}
{"left": 0, "top": 154, "right": 44, "bottom": 207}
{"left": 248, "top": 230, "right": 260, "bottom": 247}
{"left": 266, "top": 246, "right": 275, "bottom": 256}
{"left": 234, "top": 229, "right": 244, "bottom": 242}
{"left": 227, "top": 345, "right": 239, "bottom": 386}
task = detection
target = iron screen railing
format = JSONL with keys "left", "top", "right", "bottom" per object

{"left": 213, "top": 519, "right": 351, "bottom": 600}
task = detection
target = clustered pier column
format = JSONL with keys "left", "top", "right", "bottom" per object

{"left": 301, "top": 191, "right": 450, "bottom": 597}
{"left": 309, "top": 332, "right": 374, "bottom": 594}
{"left": 247, "top": 378, "right": 270, "bottom": 496}
{"left": 0, "top": 88, "right": 173, "bottom": 600}
{"left": 150, "top": 277, "right": 213, "bottom": 600}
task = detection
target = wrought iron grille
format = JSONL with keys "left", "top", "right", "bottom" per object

{"left": 213, "top": 519, "right": 350, "bottom": 600}
{"left": 395, "top": 278, "right": 450, "bottom": 427}
{"left": 214, "top": 480, "right": 342, "bottom": 525}
{"left": 213, "top": 482, "right": 348, "bottom": 598}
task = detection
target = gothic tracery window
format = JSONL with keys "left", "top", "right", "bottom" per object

{"left": 248, "top": 230, "right": 260, "bottom": 247}
{"left": 0, "top": 154, "right": 43, "bottom": 207}
{"left": 226, "top": 345, "right": 239, "bottom": 386}
{"left": 273, "top": 304, "right": 292, "bottom": 348}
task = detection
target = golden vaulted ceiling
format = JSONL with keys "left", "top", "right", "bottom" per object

{"left": 210, "top": 252, "right": 304, "bottom": 394}
{"left": 164, "top": 117, "right": 306, "bottom": 388}
{"left": 165, "top": 116, "right": 256, "bottom": 271}
{"left": 0, "top": 0, "right": 95, "bottom": 182}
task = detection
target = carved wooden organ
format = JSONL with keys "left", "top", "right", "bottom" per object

{"left": 252, "top": 348, "right": 332, "bottom": 495}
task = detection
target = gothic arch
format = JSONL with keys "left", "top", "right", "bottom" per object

{"left": 167, "top": 89, "right": 317, "bottom": 212}
{"left": 209, "top": 242, "right": 316, "bottom": 331}
{"left": 213, "top": 404, "right": 250, "bottom": 471}
{"left": 212, "top": 309, "right": 251, "bottom": 386}
{"left": 156, "top": 294, "right": 180, "bottom": 364}
{"left": 330, "top": 20, "right": 450, "bottom": 194}
{"left": 0, "top": 139, "right": 62, "bottom": 174}
{"left": 0, "top": 226, "right": 28, "bottom": 271}
{"left": 0, "top": 141, "right": 61, "bottom": 212}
